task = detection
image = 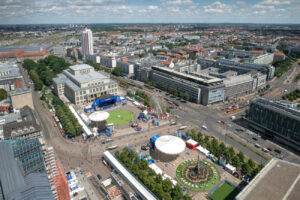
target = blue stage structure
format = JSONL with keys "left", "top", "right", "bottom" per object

{"left": 85, "top": 95, "right": 121, "bottom": 112}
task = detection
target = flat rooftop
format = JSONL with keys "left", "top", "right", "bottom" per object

{"left": 152, "top": 66, "right": 223, "bottom": 85}
{"left": 69, "top": 64, "right": 93, "bottom": 71}
{"left": 236, "top": 158, "right": 300, "bottom": 200}
{"left": 252, "top": 97, "right": 300, "bottom": 119}
{"left": 64, "top": 69, "right": 108, "bottom": 84}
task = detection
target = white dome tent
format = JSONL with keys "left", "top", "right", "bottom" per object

{"left": 154, "top": 135, "right": 185, "bottom": 161}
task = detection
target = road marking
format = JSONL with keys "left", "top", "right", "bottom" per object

{"left": 282, "top": 173, "right": 300, "bottom": 200}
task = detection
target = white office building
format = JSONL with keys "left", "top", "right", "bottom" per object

{"left": 81, "top": 28, "right": 94, "bottom": 59}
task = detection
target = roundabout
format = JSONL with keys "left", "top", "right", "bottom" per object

{"left": 176, "top": 157, "right": 220, "bottom": 191}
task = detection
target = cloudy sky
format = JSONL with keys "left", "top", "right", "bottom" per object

{"left": 0, "top": 0, "right": 299, "bottom": 24}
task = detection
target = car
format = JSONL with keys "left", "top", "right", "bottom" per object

{"left": 141, "top": 145, "right": 149, "bottom": 151}
{"left": 227, "top": 123, "right": 232, "bottom": 127}
{"left": 201, "top": 125, "right": 208, "bottom": 130}
{"left": 274, "top": 149, "right": 282, "bottom": 154}
{"left": 246, "top": 131, "right": 254, "bottom": 135}
{"left": 255, "top": 143, "right": 261, "bottom": 148}
{"left": 262, "top": 148, "right": 269, "bottom": 152}
{"left": 267, "top": 147, "right": 273, "bottom": 151}
{"left": 221, "top": 120, "right": 226, "bottom": 124}
{"left": 252, "top": 137, "right": 258, "bottom": 141}
{"left": 97, "top": 174, "right": 102, "bottom": 180}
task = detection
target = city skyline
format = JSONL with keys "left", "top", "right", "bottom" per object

{"left": 0, "top": 0, "right": 300, "bottom": 24}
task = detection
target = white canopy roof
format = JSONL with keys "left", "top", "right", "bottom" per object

{"left": 196, "top": 145, "right": 210, "bottom": 156}
{"left": 186, "top": 139, "right": 198, "bottom": 146}
{"left": 155, "top": 135, "right": 185, "bottom": 155}
{"left": 89, "top": 111, "right": 110, "bottom": 122}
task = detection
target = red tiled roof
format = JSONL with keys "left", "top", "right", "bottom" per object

{"left": 157, "top": 52, "right": 166, "bottom": 55}
{"left": 251, "top": 50, "right": 263, "bottom": 54}
{"left": 274, "top": 52, "right": 285, "bottom": 56}
{"left": 0, "top": 49, "right": 48, "bottom": 57}
{"left": 161, "top": 61, "right": 170, "bottom": 66}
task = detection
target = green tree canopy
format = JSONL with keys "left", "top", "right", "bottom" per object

{"left": 112, "top": 66, "right": 123, "bottom": 76}
{"left": 0, "top": 89, "right": 8, "bottom": 101}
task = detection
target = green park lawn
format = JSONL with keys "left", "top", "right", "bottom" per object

{"left": 106, "top": 110, "right": 134, "bottom": 125}
{"left": 210, "top": 181, "right": 239, "bottom": 200}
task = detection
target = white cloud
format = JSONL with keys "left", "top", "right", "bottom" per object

{"left": 254, "top": 10, "right": 267, "bottom": 14}
{"left": 148, "top": 5, "right": 159, "bottom": 10}
{"left": 162, "top": 0, "right": 193, "bottom": 6}
{"left": 204, "top": 1, "right": 232, "bottom": 13}
{"left": 261, "top": 0, "right": 290, "bottom": 5}
{"left": 236, "top": 1, "right": 246, "bottom": 6}
{"left": 167, "top": 7, "right": 180, "bottom": 12}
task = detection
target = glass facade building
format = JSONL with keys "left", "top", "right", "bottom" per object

{"left": 248, "top": 98, "right": 300, "bottom": 152}
{"left": 1, "top": 138, "right": 45, "bottom": 175}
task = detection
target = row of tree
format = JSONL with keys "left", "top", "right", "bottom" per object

{"left": 115, "top": 148, "right": 192, "bottom": 200}
{"left": 112, "top": 66, "right": 123, "bottom": 76}
{"left": 282, "top": 89, "right": 300, "bottom": 102}
{"left": 23, "top": 55, "right": 71, "bottom": 90}
{"left": 273, "top": 57, "right": 292, "bottom": 78}
{"left": 127, "top": 90, "right": 151, "bottom": 107}
{"left": 52, "top": 96, "right": 82, "bottom": 137}
{"left": 185, "top": 129, "right": 264, "bottom": 178}
{"left": 145, "top": 81, "right": 189, "bottom": 101}
{"left": 85, "top": 60, "right": 111, "bottom": 73}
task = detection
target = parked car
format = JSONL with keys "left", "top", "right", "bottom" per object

{"left": 97, "top": 174, "right": 102, "bottom": 180}
{"left": 221, "top": 120, "right": 226, "bottom": 124}
{"left": 255, "top": 143, "right": 261, "bottom": 148}
{"left": 267, "top": 147, "right": 273, "bottom": 151}
{"left": 252, "top": 137, "right": 258, "bottom": 141}
{"left": 262, "top": 148, "right": 269, "bottom": 152}
{"left": 274, "top": 149, "right": 282, "bottom": 154}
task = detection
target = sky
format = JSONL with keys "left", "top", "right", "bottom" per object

{"left": 0, "top": 0, "right": 300, "bottom": 24}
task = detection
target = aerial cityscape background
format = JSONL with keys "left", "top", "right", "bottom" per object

{"left": 0, "top": 0, "right": 300, "bottom": 24}
{"left": 0, "top": 1, "right": 299, "bottom": 200}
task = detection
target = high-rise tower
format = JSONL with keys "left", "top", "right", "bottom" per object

{"left": 81, "top": 26, "right": 93, "bottom": 59}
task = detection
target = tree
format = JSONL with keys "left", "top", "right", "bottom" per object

{"left": 204, "top": 135, "right": 210, "bottom": 145}
{"left": 232, "top": 156, "right": 241, "bottom": 168}
{"left": 34, "top": 79, "right": 44, "bottom": 90}
{"left": 183, "top": 92, "right": 189, "bottom": 101}
{"left": 0, "top": 89, "right": 8, "bottom": 101}
{"left": 112, "top": 66, "right": 123, "bottom": 76}
{"left": 173, "top": 89, "right": 178, "bottom": 97}
{"left": 183, "top": 195, "right": 193, "bottom": 200}
{"left": 237, "top": 151, "right": 245, "bottom": 164}
{"left": 185, "top": 130, "right": 191, "bottom": 137}
{"left": 247, "top": 158, "right": 256, "bottom": 169}
{"left": 23, "top": 59, "right": 37, "bottom": 71}
{"left": 167, "top": 87, "right": 172, "bottom": 94}
{"left": 166, "top": 106, "right": 170, "bottom": 113}
{"left": 162, "top": 178, "right": 173, "bottom": 193}
{"left": 191, "top": 131, "right": 197, "bottom": 141}
{"left": 228, "top": 147, "right": 236, "bottom": 162}
{"left": 219, "top": 142, "right": 226, "bottom": 156}
{"left": 242, "top": 163, "right": 251, "bottom": 176}
{"left": 171, "top": 184, "right": 183, "bottom": 200}
{"left": 155, "top": 174, "right": 163, "bottom": 184}
{"left": 159, "top": 83, "right": 164, "bottom": 90}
